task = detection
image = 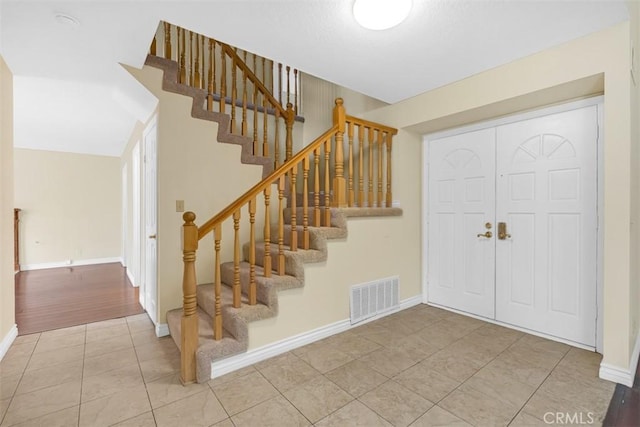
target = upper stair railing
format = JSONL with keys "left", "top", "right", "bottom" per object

{"left": 179, "top": 98, "right": 397, "bottom": 383}
{"left": 150, "top": 21, "right": 301, "bottom": 167}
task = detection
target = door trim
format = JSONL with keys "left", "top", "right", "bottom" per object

{"left": 422, "top": 96, "right": 604, "bottom": 352}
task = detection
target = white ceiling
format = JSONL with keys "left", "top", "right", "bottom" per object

{"left": 0, "top": 0, "right": 629, "bottom": 157}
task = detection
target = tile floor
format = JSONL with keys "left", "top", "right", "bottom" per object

{"left": 0, "top": 304, "right": 615, "bottom": 426}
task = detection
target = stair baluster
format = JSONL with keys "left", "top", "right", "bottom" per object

{"left": 219, "top": 49, "right": 226, "bottom": 114}
{"left": 163, "top": 22, "right": 171, "bottom": 60}
{"left": 213, "top": 224, "right": 223, "bottom": 340}
{"left": 386, "top": 134, "right": 393, "bottom": 207}
{"left": 377, "top": 130, "right": 384, "bottom": 207}
{"left": 263, "top": 186, "right": 272, "bottom": 277}
{"left": 207, "top": 40, "right": 214, "bottom": 111}
{"left": 368, "top": 128, "right": 374, "bottom": 207}
{"left": 233, "top": 210, "right": 241, "bottom": 308}
{"left": 248, "top": 199, "right": 257, "bottom": 305}
{"left": 358, "top": 125, "right": 365, "bottom": 207}
{"left": 231, "top": 56, "right": 237, "bottom": 133}
{"left": 277, "top": 176, "right": 286, "bottom": 275}
{"left": 324, "top": 138, "right": 331, "bottom": 226}
{"left": 302, "top": 157, "right": 310, "bottom": 249}
{"left": 194, "top": 34, "right": 201, "bottom": 89}
{"left": 313, "top": 147, "right": 321, "bottom": 227}
{"left": 290, "top": 166, "right": 298, "bottom": 251}
{"left": 348, "top": 121, "right": 355, "bottom": 207}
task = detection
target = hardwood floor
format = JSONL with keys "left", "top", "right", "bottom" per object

{"left": 604, "top": 358, "right": 640, "bottom": 426}
{"left": 14, "top": 263, "right": 144, "bottom": 335}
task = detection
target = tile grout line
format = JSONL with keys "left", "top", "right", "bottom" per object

{"left": 0, "top": 332, "right": 42, "bottom": 427}
{"left": 127, "top": 315, "right": 159, "bottom": 427}
{"left": 422, "top": 326, "right": 528, "bottom": 425}
{"left": 77, "top": 326, "right": 87, "bottom": 427}
{"left": 505, "top": 345, "right": 572, "bottom": 426}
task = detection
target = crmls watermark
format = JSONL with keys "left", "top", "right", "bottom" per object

{"left": 543, "top": 412, "right": 596, "bottom": 425}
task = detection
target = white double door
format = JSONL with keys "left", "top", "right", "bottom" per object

{"left": 427, "top": 105, "right": 598, "bottom": 347}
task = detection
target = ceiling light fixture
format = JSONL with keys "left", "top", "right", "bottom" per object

{"left": 353, "top": 0, "right": 412, "bottom": 30}
{"left": 54, "top": 13, "right": 81, "bottom": 28}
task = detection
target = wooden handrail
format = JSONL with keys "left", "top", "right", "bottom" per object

{"left": 198, "top": 124, "right": 339, "bottom": 240}
{"left": 179, "top": 98, "right": 398, "bottom": 383}
{"left": 220, "top": 43, "right": 288, "bottom": 120}
{"left": 152, "top": 21, "right": 299, "bottom": 164}
{"left": 345, "top": 115, "right": 398, "bottom": 136}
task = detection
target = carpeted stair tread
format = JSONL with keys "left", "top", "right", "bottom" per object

{"left": 269, "top": 224, "right": 347, "bottom": 247}
{"left": 166, "top": 306, "right": 239, "bottom": 350}
{"left": 196, "top": 283, "right": 273, "bottom": 334}
{"left": 247, "top": 242, "right": 326, "bottom": 278}
{"left": 220, "top": 261, "right": 302, "bottom": 306}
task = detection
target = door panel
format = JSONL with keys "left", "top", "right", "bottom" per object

{"left": 495, "top": 106, "right": 598, "bottom": 346}
{"left": 144, "top": 121, "right": 158, "bottom": 324}
{"left": 427, "top": 128, "right": 496, "bottom": 319}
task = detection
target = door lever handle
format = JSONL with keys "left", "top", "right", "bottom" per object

{"left": 149, "top": 234, "right": 157, "bottom": 239}
{"left": 498, "top": 222, "right": 511, "bottom": 240}
{"left": 477, "top": 231, "right": 492, "bottom": 238}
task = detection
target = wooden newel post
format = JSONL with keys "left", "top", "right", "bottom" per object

{"left": 332, "top": 98, "right": 347, "bottom": 207}
{"left": 285, "top": 103, "right": 295, "bottom": 161}
{"left": 181, "top": 211, "right": 199, "bottom": 385}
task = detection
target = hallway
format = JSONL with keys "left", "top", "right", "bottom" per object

{"left": 14, "top": 263, "right": 143, "bottom": 335}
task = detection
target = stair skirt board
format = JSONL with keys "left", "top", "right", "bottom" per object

{"left": 350, "top": 276, "right": 400, "bottom": 324}
{"left": 210, "top": 295, "right": 422, "bottom": 379}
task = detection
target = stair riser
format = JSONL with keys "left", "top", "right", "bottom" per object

{"left": 284, "top": 207, "right": 336, "bottom": 228}
{"left": 268, "top": 224, "right": 324, "bottom": 250}
{"left": 244, "top": 244, "right": 314, "bottom": 277}
{"left": 220, "top": 263, "right": 272, "bottom": 305}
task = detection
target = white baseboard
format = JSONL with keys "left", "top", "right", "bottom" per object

{"left": 0, "top": 324, "right": 18, "bottom": 361}
{"left": 599, "top": 328, "right": 640, "bottom": 387}
{"left": 21, "top": 257, "right": 122, "bottom": 271}
{"left": 426, "top": 302, "right": 596, "bottom": 351}
{"left": 211, "top": 295, "right": 423, "bottom": 379}
{"left": 156, "top": 323, "right": 169, "bottom": 337}
{"left": 126, "top": 268, "right": 137, "bottom": 287}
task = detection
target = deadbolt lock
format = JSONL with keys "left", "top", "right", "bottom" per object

{"left": 485, "top": 222, "right": 492, "bottom": 229}
{"left": 498, "top": 222, "right": 511, "bottom": 240}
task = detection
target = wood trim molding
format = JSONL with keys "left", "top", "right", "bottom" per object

{"left": 0, "top": 324, "right": 18, "bottom": 362}
{"left": 210, "top": 295, "right": 422, "bottom": 379}
{"left": 21, "top": 257, "right": 122, "bottom": 271}
{"left": 600, "top": 328, "right": 640, "bottom": 387}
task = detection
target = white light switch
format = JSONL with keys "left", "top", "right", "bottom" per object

{"left": 176, "top": 200, "right": 184, "bottom": 212}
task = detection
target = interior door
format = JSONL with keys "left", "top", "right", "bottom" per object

{"left": 144, "top": 121, "right": 158, "bottom": 324}
{"left": 495, "top": 106, "right": 598, "bottom": 346}
{"left": 427, "top": 128, "right": 496, "bottom": 319}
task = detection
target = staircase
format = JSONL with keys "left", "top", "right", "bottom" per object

{"left": 146, "top": 22, "right": 401, "bottom": 384}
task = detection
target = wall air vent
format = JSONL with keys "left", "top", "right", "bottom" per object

{"left": 350, "top": 276, "right": 399, "bottom": 324}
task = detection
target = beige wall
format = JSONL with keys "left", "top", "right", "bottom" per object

{"left": 14, "top": 149, "right": 121, "bottom": 268}
{"left": 301, "top": 73, "right": 388, "bottom": 149}
{"left": 366, "top": 22, "right": 636, "bottom": 374}
{"left": 126, "top": 65, "right": 265, "bottom": 323}
{"left": 0, "top": 55, "right": 15, "bottom": 343}
{"left": 121, "top": 119, "right": 147, "bottom": 287}
{"left": 249, "top": 130, "right": 423, "bottom": 348}
{"left": 627, "top": 0, "right": 640, "bottom": 367}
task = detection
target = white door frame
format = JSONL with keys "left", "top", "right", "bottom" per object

{"left": 422, "top": 96, "right": 604, "bottom": 352}
{"left": 132, "top": 142, "right": 141, "bottom": 290}
{"left": 121, "top": 163, "right": 127, "bottom": 269}
{"left": 142, "top": 116, "right": 158, "bottom": 324}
